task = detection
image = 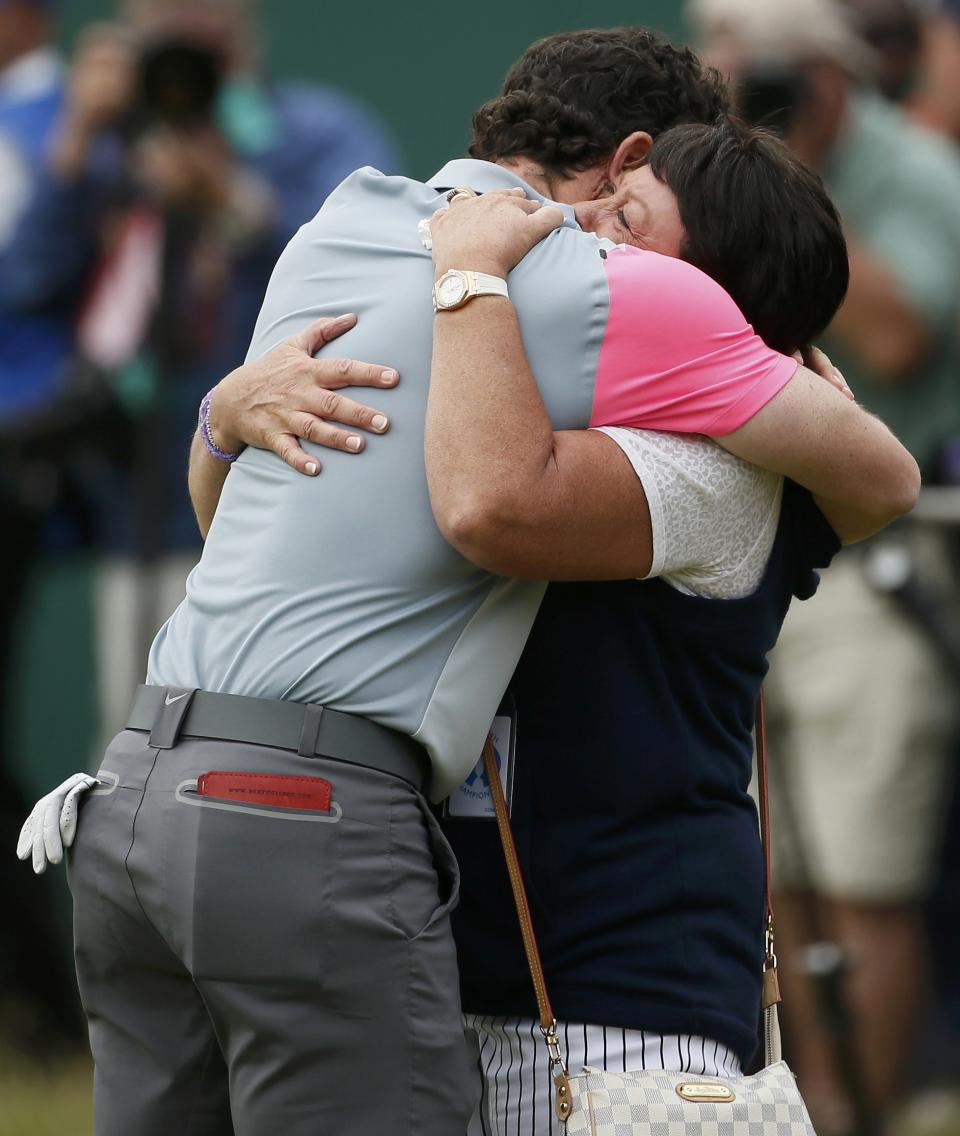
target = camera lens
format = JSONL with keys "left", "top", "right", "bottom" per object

{"left": 139, "top": 40, "right": 224, "bottom": 128}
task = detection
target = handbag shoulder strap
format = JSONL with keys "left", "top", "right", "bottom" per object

{"left": 482, "top": 692, "right": 781, "bottom": 1118}
{"left": 482, "top": 735, "right": 574, "bottom": 1120}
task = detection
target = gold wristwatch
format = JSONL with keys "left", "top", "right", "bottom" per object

{"left": 433, "top": 269, "right": 509, "bottom": 312}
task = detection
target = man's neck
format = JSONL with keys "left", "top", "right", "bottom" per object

{"left": 494, "top": 157, "right": 555, "bottom": 199}
{"left": 493, "top": 155, "right": 605, "bottom": 207}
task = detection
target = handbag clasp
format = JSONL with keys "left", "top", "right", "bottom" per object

{"left": 677, "top": 1082, "right": 737, "bottom": 1103}
{"left": 542, "top": 1021, "right": 572, "bottom": 1120}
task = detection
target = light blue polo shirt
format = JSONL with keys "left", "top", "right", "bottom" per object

{"left": 148, "top": 159, "right": 611, "bottom": 798}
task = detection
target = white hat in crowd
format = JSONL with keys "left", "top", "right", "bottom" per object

{"left": 686, "top": 0, "right": 877, "bottom": 75}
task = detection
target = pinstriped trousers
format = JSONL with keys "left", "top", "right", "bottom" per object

{"left": 465, "top": 1015, "right": 741, "bottom": 1136}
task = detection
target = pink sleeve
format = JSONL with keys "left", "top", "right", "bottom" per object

{"left": 589, "top": 246, "right": 799, "bottom": 436}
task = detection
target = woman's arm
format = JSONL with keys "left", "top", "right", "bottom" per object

{"left": 715, "top": 371, "right": 920, "bottom": 543}
{"left": 425, "top": 192, "right": 919, "bottom": 571}
{"left": 188, "top": 315, "right": 399, "bottom": 537}
{"left": 426, "top": 192, "right": 659, "bottom": 578}
{"left": 427, "top": 288, "right": 656, "bottom": 579}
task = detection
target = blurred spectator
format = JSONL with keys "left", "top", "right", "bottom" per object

{"left": 908, "top": 0, "right": 960, "bottom": 143}
{"left": 845, "top": 0, "right": 922, "bottom": 102}
{"left": 0, "top": 0, "right": 73, "bottom": 437}
{"left": 2, "top": 0, "right": 398, "bottom": 750}
{"left": 0, "top": 0, "right": 88, "bottom": 1053}
{"left": 688, "top": 1, "right": 960, "bottom": 1132}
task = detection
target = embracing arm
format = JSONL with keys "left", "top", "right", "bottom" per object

{"left": 426, "top": 194, "right": 919, "bottom": 574}
{"left": 425, "top": 191, "right": 653, "bottom": 578}
{"left": 188, "top": 315, "right": 399, "bottom": 538}
{"left": 189, "top": 430, "right": 232, "bottom": 541}
{"left": 429, "top": 293, "right": 918, "bottom": 569}
{"left": 716, "top": 370, "right": 920, "bottom": 543}
{"left": 428, "top": 295, "right": 654, "bottom": 579}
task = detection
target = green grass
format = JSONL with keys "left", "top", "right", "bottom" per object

{"left": 0, "top": 1051, "right": 93, "bottom": 1136}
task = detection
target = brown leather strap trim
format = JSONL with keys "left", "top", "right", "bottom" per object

{"left": 763, "top": 964, "right": 782, "bottom": 1011}
{"left": 756, "top": 690, "right": 775, "bottom": 931}
{"left": 482, "top": 736, "right": 555, "bottom": 1029}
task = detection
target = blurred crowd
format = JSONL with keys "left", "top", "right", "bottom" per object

{"left": 0, "top": 0, "right": 398, "bottom": 1075}
{"left": 683, "top": 3, "right": 960, "bottom": 1134}
{"left": 2, "top": 0, "right": 960, "bottom": 1134}
{"left": 690, "top": 4, "right": 960, "bottom": 1133}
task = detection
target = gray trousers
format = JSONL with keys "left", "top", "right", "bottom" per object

{"left": 67, "top": 728, "right": 476, "bottom": 1135}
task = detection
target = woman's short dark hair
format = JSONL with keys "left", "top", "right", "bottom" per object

{"left": 648, "top": 118, "right": 849, "bottom": 354}
{"left": 469, "top": 27, "right": 729, "bottom": 174}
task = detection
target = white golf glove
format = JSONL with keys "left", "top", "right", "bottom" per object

{"left": 16, "top": 772, "right": 99, "bottom": 875}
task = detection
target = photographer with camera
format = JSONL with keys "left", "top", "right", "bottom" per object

{"left": 2, "top": 0, "right": 398, "bottom": 751}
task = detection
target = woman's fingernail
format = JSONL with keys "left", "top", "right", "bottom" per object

{"left": 346, "top": 436, "right": 363, "bottom": 452}
{"left": 305, "top": 462, "right": 319, "bottom": 475}
{"left": 381, "top": 369, "right": 398, "bottom": 384}
{"left": 371, "top": 415, "right": 388, "bottom": 432}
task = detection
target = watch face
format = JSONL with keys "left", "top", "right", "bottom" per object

{"left": 437, "top": 272, "right": 468, "bottom": 307}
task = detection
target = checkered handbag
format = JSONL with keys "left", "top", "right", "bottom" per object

{"left": 563, "top": 1061, "right": 815, "bottom": 1135}
{"left": 482, "top": 693, "right": 817, "bottom": 1135}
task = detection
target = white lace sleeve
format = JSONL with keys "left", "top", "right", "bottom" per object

{"left": 595, "top": 427, "right": 783, "bottom": 599}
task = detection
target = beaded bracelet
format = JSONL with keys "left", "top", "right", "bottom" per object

{"left": 199, "top": 390, "right": 241, "bottom": 463}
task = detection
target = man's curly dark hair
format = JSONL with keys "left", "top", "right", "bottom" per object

{"left": 469, "top": 27, "right": 730, "bottom": 174}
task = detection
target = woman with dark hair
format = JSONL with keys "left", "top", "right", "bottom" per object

{"left": 421, "top": 116, "right": 866, "bottom": 1133}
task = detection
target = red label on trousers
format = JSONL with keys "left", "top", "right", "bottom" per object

{"left": 197, "top": 771, "right": 333, "bottom": 811}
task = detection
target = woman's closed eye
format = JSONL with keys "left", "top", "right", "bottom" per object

{"left": 616, "top": 209, "right": 647, "bottom": 248}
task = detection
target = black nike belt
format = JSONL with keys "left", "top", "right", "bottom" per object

{"left": 127, "top": 684, "right": 430, "bottom": 791}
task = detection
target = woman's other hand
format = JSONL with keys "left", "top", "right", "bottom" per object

{"left": 207, "top": 314, "right": 399, "bottom": 476}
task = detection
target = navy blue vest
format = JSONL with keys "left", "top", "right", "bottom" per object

{"left": 443, "top": 481, "right": 840, "bottom": 1064}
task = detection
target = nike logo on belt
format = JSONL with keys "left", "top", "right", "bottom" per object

{"left": 165, "top": 692, "right": 190, "bottom": 706}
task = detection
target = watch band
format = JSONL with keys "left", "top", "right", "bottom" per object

{"left": 466, "top": 271, "right": 509, "bottom": 298}
{"left": 433, "top": 269, "right": 509, "bottom": 312}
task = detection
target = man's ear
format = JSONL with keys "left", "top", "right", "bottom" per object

{"left": 606, "top": 131, "right": 654, "bottom": 183}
